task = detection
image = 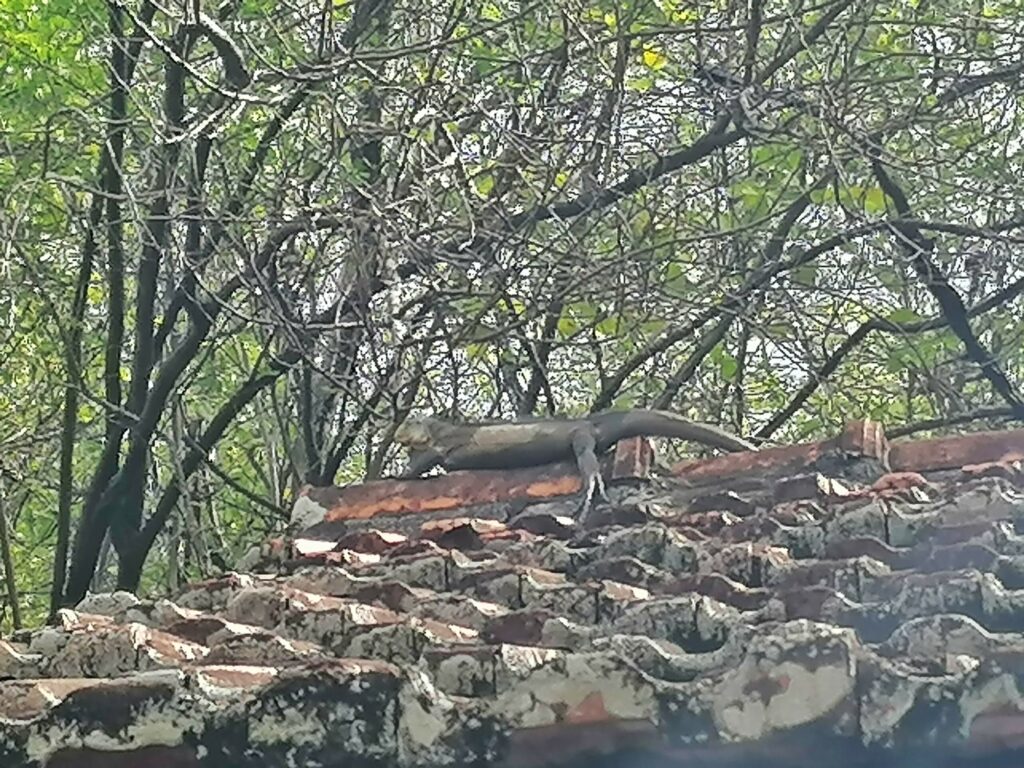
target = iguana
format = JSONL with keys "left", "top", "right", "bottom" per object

{"left": 393, "top": 409, "right": 757, "bottom": 520}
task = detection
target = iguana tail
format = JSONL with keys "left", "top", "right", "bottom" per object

{"left": 592, "top": 408, "right": 757, "bottom": 453}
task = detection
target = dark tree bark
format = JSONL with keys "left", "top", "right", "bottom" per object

{"left": 53, "top": 1, "right": 157, "bottom": 619}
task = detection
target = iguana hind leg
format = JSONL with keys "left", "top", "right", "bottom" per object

{"left": 571, "top": 428, "right": 610, "bottom": 523}
{"left": 400, "top": 448, "right": 444, "bottom": 478}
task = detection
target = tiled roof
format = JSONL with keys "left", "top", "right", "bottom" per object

{"left": 4, "top": 420, "right": 1024, "bottom": 767}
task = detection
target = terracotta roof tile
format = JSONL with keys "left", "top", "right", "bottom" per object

{"left": 9, "top": 420, "right": 1024, "bottom": 765}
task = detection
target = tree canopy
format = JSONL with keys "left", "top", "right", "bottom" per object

{"left": 2, "top": 0, "right": 1023, "bottom": 628}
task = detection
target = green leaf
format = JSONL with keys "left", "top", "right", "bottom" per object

{"left": 663, "top": 262, "right": 693, "bottom": 295}
{"left": 557, "top": 316, "right": 579, "bottom": 338}
{"left": 791, "top": 262, "right": 818, "bottom": 287}
{"left": 641, "top": 47, "right": 668, "bottom": 71}
{"left": 567, "top": 301, "right": 598, "bottom": 324}
{"left": 733, "top": 180, "right": 766, "bottom": 211}
{"left": 863, "top": 186, "right": 888, "bottom": 214}
{"left": 640, "top": 320, "right": 668, "bottom": 335}
{"left": 474, "top": 172, "right": 495, "bottom": 197}
{"left": 885, "top": 347, "right": 914, "bottom": 373}
{"left": 480, "top": 2, "right": 502, "bottom": 20}
{"left": 875, "top": 266, "right": 905, "bottom": 292}
{"left": 459, "top": 319, "right": 502, "bottom": 341}
{"left": 596, "top": 316, "right": 621, "bottom": 336}
{"left": 886, "top": 308, "right": 924, "bottom": 324}
{"left": 631, "top": 210, "right": 651, "bottom": 236}
{"left": 718, "top": 353, "right": 739, "bottom": 381}
{"left": 765, "top": 323, "right": 796, "bottom": 340}
{"left": 465, "top": 343, "right": 488, "bottom": 361}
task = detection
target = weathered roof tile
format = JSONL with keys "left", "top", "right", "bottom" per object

{"left": 10, "top": 419, "right": 1024, "bottom": 765}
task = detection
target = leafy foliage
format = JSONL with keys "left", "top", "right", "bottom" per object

{"left": 1, "top": 0, "right": 1023, "bottom": 628}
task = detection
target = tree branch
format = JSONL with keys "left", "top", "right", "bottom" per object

{"left": 888, "top": 407, "right": 1018, "bottom": 438}
{"left": 651, "top": 176, "right": 823, "bottom": 411}
{"left": 591, "top": 220, "right": 878, "bottom": 412}
{"left": 759, "top": 271, "right": 1024, "bottom": 439}
{"left": 871, "top": 156, "right": 1024, "bottom": 419}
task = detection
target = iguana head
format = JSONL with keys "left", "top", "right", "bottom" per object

{"left": 393, "top": 418, "right": 432, "bottom": 447}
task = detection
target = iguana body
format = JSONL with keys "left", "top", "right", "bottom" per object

{"left": 393, "top": 409, "right": 757, "bottom": 520}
